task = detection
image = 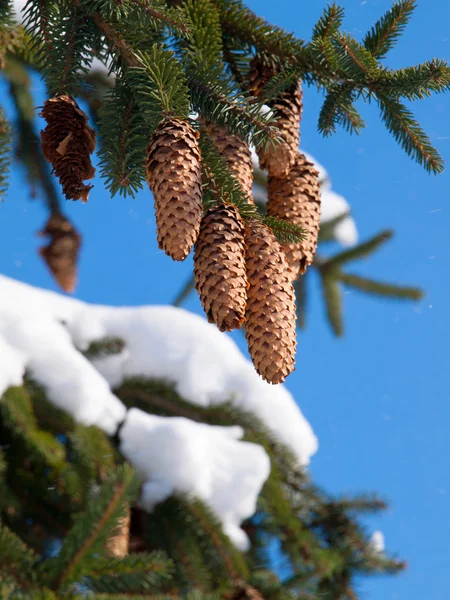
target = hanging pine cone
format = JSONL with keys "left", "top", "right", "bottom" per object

{"left": 268, "top": 153, "right": 321, "bottom": 279}
{"left": 38, "top": 213, "right": 81, "bottom": 293}
{"left": 245, "top": 219, "right": 297, "bottom": 384}
{"left": 106, "top": 510, "right": 130, "bottom": 558}
{"left": 249, "top": 57, "right": 302, "bottom": 178}
{"left": 203, "top": 121, "right": 254, "bottom": 200}
{"left": 40, "top": 96, "right": 96, "bottom": 202}
{"left": 194, "top": 203, "right": 247, "bottom": 332}
{"left": 146, "top": 118, "right": 203, "bottom": 261}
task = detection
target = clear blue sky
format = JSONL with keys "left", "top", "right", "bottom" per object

{"left": 1, "top": 1, "right": 450, "bottom": 598}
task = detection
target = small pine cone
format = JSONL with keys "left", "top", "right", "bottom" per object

{"left": 245, "top": 219, "right": 297, "bottom": 384}
{"left": 203, "top": 121, "right": 253, "bottom": 200}
{"left": 146, "top": 118, "right": 203, "bottom": 261}
{"left": 106, "top": 510, "right": 130, "bottom": 558}
{"left": 38, "top": 213, "right": 81, "bottom": 293}
{"left": 249, "top": 58, "right": 302, "bottom": 178}
{"left": 194, "top": 204, "right": 247, "bottom": 332}
{"left": 40, "top": 96, "right": 96, "bottom": 202}
{"left": 268, "top": 153, "right": 321, "bottom": 279}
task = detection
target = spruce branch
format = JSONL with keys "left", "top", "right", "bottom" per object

{"left": 318, "top": 86, "right": 364, "bottom": 136}
{"left": 380, "top": 59, "right": 450, "bottom": 101}
{"left": 97, "top": 79, "right": 147, "bottom": 198}
{"left": 378, "top": 95, "right": 444, "bottom": 174}
{"left": 331, "top": 32, "right": 380, "bottom": 81}
{"left": 0, "top": 521, "right": 37, "bottom": 587}
{"left": 213, "top": 0, "right": 308, "bottom": 68}
{"left": 312, "top": 3, "right": 345, "bottom": 40}
{"left": 322, "top": 230, "right": 394, "bottom": 269}
{"left": 86, "top": 551, "right": 173, "bottom": 594}
{"left": 39, "top": 464, "right": 140, "bottom": 591}
{"left": 339, "top": 272, "right": 423, "bottom": 300}
{"left": 363, "top": 0, "right": 416, "bottom": 59}
{"left": 128, "top": 46, "right": 191, "bottom": 127}
{"left": 321, "top": 274, "right": 343, "bottom": 337}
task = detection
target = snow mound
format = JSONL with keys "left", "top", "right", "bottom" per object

{"left": 370, "top": 530, "right": 385, "bottom": 553}
{"left": 120, "top": 408, "right": 270, "bottom": 551}
{"left": 0, "top": 275, "right": 317, "bottom": 547}
{"left": 251, "top": 149, "right": 358, "bottom": 247}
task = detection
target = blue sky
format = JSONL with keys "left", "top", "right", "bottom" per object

{"left": 1, "top": 1, "right": 450, "bottom": 598}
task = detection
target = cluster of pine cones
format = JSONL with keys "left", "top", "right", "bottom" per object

{"left": 39, "top": 59, "right": 321, "bottom": 385}
{"left": 147, "top": 59, "right": 321, "bottom": 384}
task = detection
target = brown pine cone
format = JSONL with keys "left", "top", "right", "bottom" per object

{"left": 203, "top": 121, "right": 253, "bottom": 200}
{"left": 106, "top": 510, "right": 130, "bottom": 558}
{"left": 146, "top": 118, "right": 203, "bottom": 261}
{"left": 40, "top": 96, "right": 96, "bottom": 202}
{"left": 194, "top": 204, "right": 247, "bottom": 332}
{"left": 268, "top": 153, "right": 321, "bottom": 279}
{"left": 249, "top": 57, "right": 302, "bottom": 178}
{"left": 245, "top": 219, "right": 297, "bottom": 384}
{"left": 38, "top": 213, "right": 81, "bottom": 293}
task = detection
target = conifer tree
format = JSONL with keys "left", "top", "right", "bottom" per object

{"left": 0, "top": 0, "right": 447, "bottom": 598}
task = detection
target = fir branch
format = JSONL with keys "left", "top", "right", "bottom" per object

{"left": 312, "top": 3, "right": 345, "bottom": 40}
{"left": 323, "top": 230, "right": 394, "bottom": 268}
{"left": 318, "top": 86, "right": 365, "bottom": 136}
{"left": 339, "top": 272, "right": 423, "bottom": 300}
{"left": 331, "top": 32, "right": 380, "bottom": 81}
{"left": 377, "top": 95, "right": 444, "bottom": 174}
{"left": 0, "top": 521, "right": 37, "bottom": 586}
{"left": 40, "top": 464, "right": 140, "bottom": 591}
{"left": 188, "top": 65, "right": 281, "bottom": 149}
{"left": 214, "top": 0, "right": 309, "bottom": 69}
{"left": 380, "top": 59, "right": 450, "bottom": 101}
{"left": 321, "top": 274, "right": 343, "bottom": 337}
{"left": 127, "top": 46, "right": 191, "bottom": 128}
{"left": 131, "top": 0, "right": 190, "bottom": 35}
{"left": 86, "top": 551, "right": 173, "bottom": 594}
{"left": 97, "top": 79, "right": 147, "bottom": 198}
{"left": 363, "top": 0, "right": 416, "bottom": 59}
{"left": 334, "top": 493, "right": 388, "bottom": 514}
{"left": 0, "top": 107, "right": 11, "bottom": 200}
{"left": 262, "top": 215, "right": 305, "bottom": 245}
{"left": 92, "top": 12, "right": 139, "bottom": 67}
{"left": 24, "top": 0, "right": 98, "bottom": 95}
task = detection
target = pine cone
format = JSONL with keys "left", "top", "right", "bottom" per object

{"left": 38, "top": 213, "right": 81, "bottom": 293}
{"left": 146, "top": 118, "right": 203, "bottom": 261}
{"left": 40, "top": 96, "right": 96, "bottom": 202}
{"left": 106, "top": 510, "right": 130, "bottom": 558}
{"left": 249, "top": 58, "right": 302, "bottom": 178}
{"left": 194, "top": 204, "right": 247, "bottom": 332}
{"left": 203, "top": 121, "right": 254, "bottom": 200}
{"left": 245, "top": 219, "right": 297, "bottom": 384}
{"left": 268, "top": 153, "right": 321, "bottom": 279}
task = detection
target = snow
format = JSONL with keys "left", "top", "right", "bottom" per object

{"left": 251, "top": 148, "right": 358, "bottom": 247}
{"left": 370, "top": 530, "right": 385, "bottom": 553}
{"left": 120, "top": 408, "right": 270, "bottom": 550}
{"left": 0, "top": 275, "right": 317, "bottom": 547}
